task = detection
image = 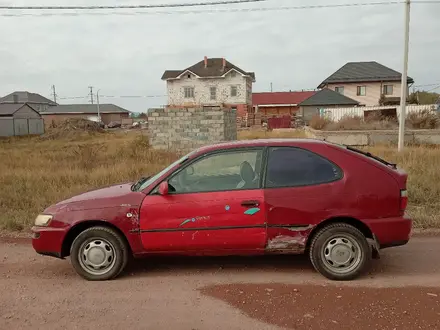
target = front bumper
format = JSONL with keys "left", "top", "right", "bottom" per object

{"left": 32, "top": 226, "right": 67, "bottom": 259}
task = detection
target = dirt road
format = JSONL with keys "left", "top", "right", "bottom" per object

{"left": 1, "top": 236, "right": 440, "bottom": 330}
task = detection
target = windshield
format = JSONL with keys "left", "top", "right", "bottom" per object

{"left": 134, "top": 151, "right": 196, "bottom": 192}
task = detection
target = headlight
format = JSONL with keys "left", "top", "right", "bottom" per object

{"left": 34, "top": 214, "right": 53, "bottom": 227}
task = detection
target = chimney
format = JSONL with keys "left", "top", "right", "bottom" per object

{"left": 204, "top": 56, "right": 208, "bottom": 68}
{"left": 222, "top": 58, "right": 226, "bottom": 71}
{"left": 13, "top": 94, "right": 18, "bottom": 103}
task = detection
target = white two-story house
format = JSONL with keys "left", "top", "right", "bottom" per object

{"left": 318, "top": 61, "right": 414, "bottom": 106}
{"left": 161, "top": 57, "right": 255, "bottom": 117}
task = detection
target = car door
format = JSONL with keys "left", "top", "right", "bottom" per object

{"left": 139, "top": 147, "right": 267, "bottom": 253}
{"left": 263, "top": 146, "right": 344, "bottom": 252}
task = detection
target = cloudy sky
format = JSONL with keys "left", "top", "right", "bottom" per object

{"left": 0, "top": 0, "right": 439, "bottom": 112}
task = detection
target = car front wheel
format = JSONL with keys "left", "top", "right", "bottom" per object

{"left": 309, "top": 223, "right": 372, "bottom": 281}
{"left": 70, "top": 226, "right": 129, "bottom": 281}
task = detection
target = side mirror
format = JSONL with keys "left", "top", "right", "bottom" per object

{"left": 158, "top": 181, "right": 169, "bottom": 196}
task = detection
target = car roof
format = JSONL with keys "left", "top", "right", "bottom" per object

{"left": 193, "top": 138, "right": 329, "bottom": 154}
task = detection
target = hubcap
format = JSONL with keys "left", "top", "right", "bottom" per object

{"left": 321, "top": 235, "right": 362, "bottom": 274}
{"left": 78, "top": 238, "right": 116, "bottom": 276}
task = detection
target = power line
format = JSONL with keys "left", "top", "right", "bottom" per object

{"left": 413, "top": 82, "right": 440, "bottom": 87}
{"left": 0, "top": 0, "right": 267, "bottom": 10}
{"left": 0, "top": 1, "right": 415, "bottom": 17}
{"left": 56, "top": 94, "right": 166, "bottom": 100}
{"left": 426, "top": 85, "right": 440, "bottom": 92}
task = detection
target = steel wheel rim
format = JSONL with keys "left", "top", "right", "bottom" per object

{"left": 320, "top": 234, "right": 363, "bottom": 275}
{"left": 78, "top": 237, "right": 116, "bottom": 276}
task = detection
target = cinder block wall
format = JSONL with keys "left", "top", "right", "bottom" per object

{"left": 148, "top": 107, "right": 237, "bottom": 151}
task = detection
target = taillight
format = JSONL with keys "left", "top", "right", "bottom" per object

{"left": 400, "top": 190, "right": 408, "bottom": 211}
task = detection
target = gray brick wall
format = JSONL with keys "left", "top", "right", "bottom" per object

{"left": 148, "top": 107, "right": 237, "bottom": 152}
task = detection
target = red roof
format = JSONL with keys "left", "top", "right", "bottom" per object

{"left": 252, "top": 91, "right": 316, "bottom": 106}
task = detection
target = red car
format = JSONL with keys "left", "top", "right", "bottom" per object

{"left": 32, "top": 139, "right": 411, "bottom": 281}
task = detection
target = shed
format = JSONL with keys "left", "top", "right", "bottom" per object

{"left": 40, "top": 104, "right": 131, "bottom": 126}
{"left": 0, "top": 103, "right": 44, "bottom": 136}
{"left": 252, "top": 91, "right": 316, "bottom": 117}
{"left": 298, "top": 89, "right": 359, "bottom": 123}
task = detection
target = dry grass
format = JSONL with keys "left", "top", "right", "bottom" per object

{"left": 0, "top": 128, "right": 439, "bottom": 231}
{"left": 0, "top": 131, "right": 177, "bottom": 231}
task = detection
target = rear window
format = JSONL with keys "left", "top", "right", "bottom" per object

{"left": 265, "top": 147, "right": 343, "bottom": 188}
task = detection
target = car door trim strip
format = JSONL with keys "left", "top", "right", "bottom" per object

{"left": 139, "top": 224, "right": 309, "bottom": 233}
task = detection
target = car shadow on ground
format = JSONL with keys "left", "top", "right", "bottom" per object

{"left": 123, "top": 254, "right": 315, "bottom": 278}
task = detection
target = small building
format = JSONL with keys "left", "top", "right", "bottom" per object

{"left": 161, "top": 56, "right": 255, "bottom": 117}
{"left": 40, "top": 104, "right": 131, "bottom": 126}
{"left": 0, "top": 103, "right": 44, "bottom": 136}
{"left": 0, "top": 91, "right": 57, "bottom": 113}
{"left": 252, "top": 91, "right": 316, "bottom": 117}
{"left": 318, "top": 61, "right": 414, "bottom": 106}
{"left": 299, "top": 89, "right": 359, "bottom": 123}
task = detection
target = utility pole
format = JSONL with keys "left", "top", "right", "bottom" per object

{"left": 88, "top": 86, "right": 94, "bottom": 104}
{"left": 96, "top": 89, "right": 101, "bottom": 122}
{"left": 51, "top": 85, "right": 57, "bottom": 103}
{"left": 270, "top": 82, "right": 273, "bottom": 92}
{"left": 398, "top": 0, "right": 411, "bottom": 152}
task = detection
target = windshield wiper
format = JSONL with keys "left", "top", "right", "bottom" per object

{"left": 345, "top": 146, "right": 397, "bottom": 169}
{"left": 131, "top": 176, "right": 150, "bottom": 191}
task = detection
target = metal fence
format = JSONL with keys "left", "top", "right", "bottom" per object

{"left": 0, "top": 118, "right": 45, "bottom": 137}
{"left": 267, "top": 115, "right": 291, "bottom": 129}
{"left": 321, "top": 104, "right": 437, "bottom": 122}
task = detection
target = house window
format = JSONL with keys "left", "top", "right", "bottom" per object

{"left": 383, "top": 85, "right": 393, "bottom": 95}
{"left": 335, "top": 86, "right": 344, "bottom": 95}
{"left": 230, "top": 86, "right": 238, "bottom": 97}
{"left": 356, "top": 86, "right": 366, "bottom": 96}
{"left": 230, "top": 71, "right": 237, "bottom": 78}
{"left": 184, "top": 87, "right": 194, "bottom": 98}
{"left": 210, "top": 87, "right": 216, "bottom": 100}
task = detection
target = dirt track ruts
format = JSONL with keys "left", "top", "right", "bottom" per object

{"left": 1, "top": 236, "right": 439, "bottom": 330}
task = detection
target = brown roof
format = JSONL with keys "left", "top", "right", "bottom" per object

{"left": 161, "top": 58, "right": 255, "bottom": 81}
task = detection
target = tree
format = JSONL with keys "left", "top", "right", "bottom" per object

{"left": 408, "top": 90, "right": 440, "bottom": 105}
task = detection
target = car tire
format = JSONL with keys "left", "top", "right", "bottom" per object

{"left": 309, "top": 223, "right": 372, "bottom": 281}
{"left": 70, "top": 226, "right": 129, "bottom": 281}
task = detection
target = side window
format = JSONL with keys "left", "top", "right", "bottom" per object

{"left": 265, "top": 147, "right": 342, "bottom": 188}
{"left": 169, "top": 149, "right": 263, "bottom": 193}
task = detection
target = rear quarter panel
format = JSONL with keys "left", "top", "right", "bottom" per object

{"left": 264, "top": 142, "right": 402, "bottom": 239}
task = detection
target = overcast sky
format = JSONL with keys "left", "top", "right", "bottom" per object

{"left": 0, "top": 0, "right": 439, "bottom": 112}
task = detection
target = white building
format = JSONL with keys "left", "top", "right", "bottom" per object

{"left": 161, "top": 57, "right": 255, "bottom": 117}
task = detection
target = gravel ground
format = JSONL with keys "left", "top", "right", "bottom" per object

{"left": 202, "top": 284, "right": 440, "bottom": 330}
{"left": 1, "top": 236, "right": 440, "bottom": 330}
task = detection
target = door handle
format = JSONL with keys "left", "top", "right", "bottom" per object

{"left": 241, "top": 200, "right": 260, "bottom": 207}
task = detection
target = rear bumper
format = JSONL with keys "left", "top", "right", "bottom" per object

{"left": 365, "top": 215, "right": 412, "bottom": 249}
{"left": 32, "top": 226, "right": 67, "bottom": 259}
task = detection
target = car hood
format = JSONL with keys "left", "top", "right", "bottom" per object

{"left": 45, "top": 183, "right": 146, "bottom": 213}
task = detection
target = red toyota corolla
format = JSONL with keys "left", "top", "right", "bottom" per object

{"left": 32, "top": 139, "right": 411, "bottom": 281}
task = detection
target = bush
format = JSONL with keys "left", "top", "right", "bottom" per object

{"left": 309, "top": 115, "right": 332, "bottom": 130}
{"left": 406, "top": 110, "right": 440, "bottom": 129}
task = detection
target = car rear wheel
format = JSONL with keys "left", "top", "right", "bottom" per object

{"left": 70, "top": 226, "right": 128, "bottom": 281}
{"left": 309, "top": 223, "right": 372, "bottom": 281}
